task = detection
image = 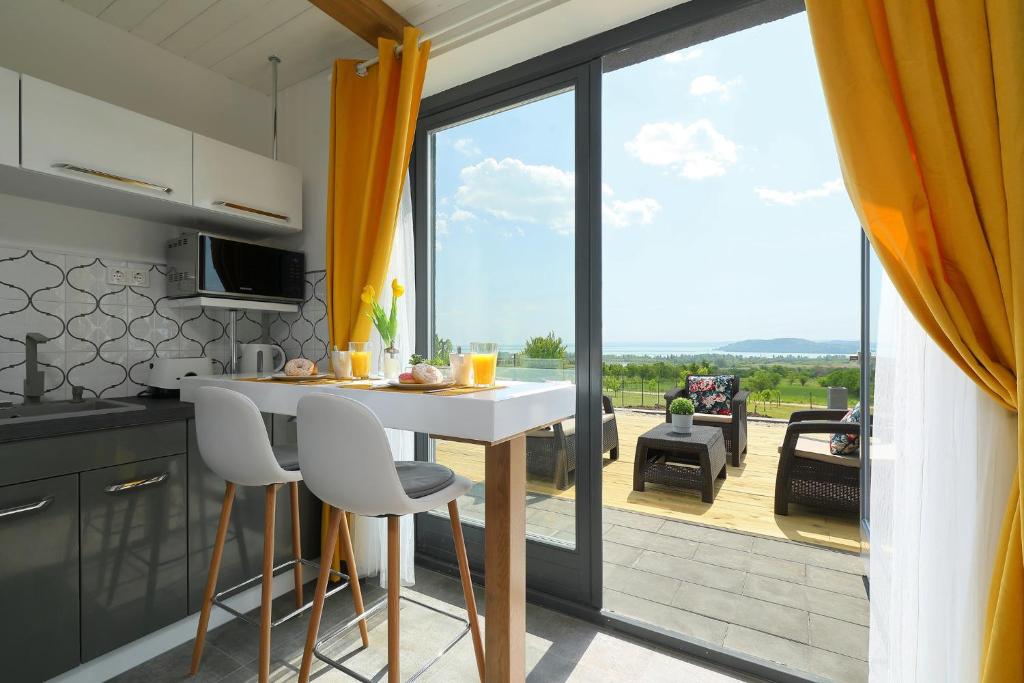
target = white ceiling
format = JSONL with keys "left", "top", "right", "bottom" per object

{"left": 61, "top": 0, "right": 567, "bottom": 94}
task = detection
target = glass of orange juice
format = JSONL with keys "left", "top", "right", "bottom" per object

{"left": 348, "top": 341, "right": 372, "bottom": 379}
{"left": 470, "top": 342, "right": 498, "bottom": 387}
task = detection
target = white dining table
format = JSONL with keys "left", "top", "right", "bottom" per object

{"left": 180, "top": 375, "right": 575, "bottom": 682}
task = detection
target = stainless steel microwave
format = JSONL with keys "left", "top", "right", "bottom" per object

{"left": 166, "top": 232, "right": 305, "bottom": 303}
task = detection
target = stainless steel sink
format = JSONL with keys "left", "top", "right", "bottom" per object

{"left": 0, "top": 399, "right": 145, "bottom": 424}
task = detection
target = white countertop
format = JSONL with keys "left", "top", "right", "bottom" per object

{"left": 179, "top": 375, "right": 576, "bottom": 444}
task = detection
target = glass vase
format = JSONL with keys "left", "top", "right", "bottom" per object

{"left": 381, "top": 343, "right": 401, "bottom": 380}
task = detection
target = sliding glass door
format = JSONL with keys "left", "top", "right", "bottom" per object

{"left": 413, "top": 64, "right": 602, "bottom": 605}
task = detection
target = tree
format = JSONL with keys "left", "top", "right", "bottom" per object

{"left": 747, "top": 369, "right": 781, "bottom": 393}
{"left": 796, "top": 372, "right": 810, "bottom": 386}
{"left": 522, "top": 332, "right": 566, "bottom": 359}
{"left": 821, "top": 368, "right": 860, "bottom": 396}
{"left": 431, "top": 334, "right": 453, "bottom": 365}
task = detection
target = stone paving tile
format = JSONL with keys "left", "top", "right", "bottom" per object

{"left": 809, "top": 613, "right": 869, "bottom": 661}
{"left": 526, "top": 507, "right": 577, "bottom": 532}
{"left": 634, "top": 550, "right": 747, "bottom": 592}
{"left": 672, "top": 582, "right": 809, "bottom": 643}
{"left": 743, "top": 573, "right": 869, "bottom": 627}
{"left": 807, "top": 647, "right": 869, "bottom": 683}
{"left": 604, "top": 541, "right": 644, "bottom": 567}
{"left": 603, "top": 589, "right": 729, "bottom": 645}
{"left": 603, "top": 507, "right": 669, "bottom": 532}
{"left": 604, "top": 525, "right": 700, "bottom": 558}
{"left": 806, "top": 565, "right": 867, "bottom": 599}
{"left": 695, "top": 542, "right": 806, "bottom": 583}
{"left": 603, "top": 562, "right": 681, "bottom": 604}
{"left": 751, "top": 536, "right": 864, "bottom": 574}
{"left": 659, "top": 520, "right": 757, "bottom": 552}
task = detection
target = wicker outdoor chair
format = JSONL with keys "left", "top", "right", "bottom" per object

{"left": 526, "top": 396, "right": 620, "bottom": 490}
{"left": 774, "top": 409, "right": 861, "bottom": 515}
{"left": 664, "top": 375, "right": 749, "bottom": 466}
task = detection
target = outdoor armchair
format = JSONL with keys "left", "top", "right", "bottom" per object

{"left": 526, "top": 395, "right": 620, "bottom": 490}
{"left": 664, "top": 375, "right": 749, "bottom": 466}
{"left": 774, "top": 409, "right": 861, "bottom": 515}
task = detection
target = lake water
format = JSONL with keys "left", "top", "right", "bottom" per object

{"left": 497, "top": 341, "right": 854, "bottom": 359}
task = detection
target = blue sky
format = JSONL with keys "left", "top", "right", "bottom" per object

{"left": 431, "top": 13, "right": 861, "bottom": 349}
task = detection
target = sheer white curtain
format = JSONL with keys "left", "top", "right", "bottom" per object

{"left": 350, "top": 176, "right": 416, "bottom": 587}
{"left": 870, "top": 275, "right": 1016, "bottom": 682}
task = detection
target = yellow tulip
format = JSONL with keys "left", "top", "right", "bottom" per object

{"left": 392, "top": 278, "right": 405, "bottom": 298}
{"left": 360, "top": 285, "right": 375, "bottom": 305}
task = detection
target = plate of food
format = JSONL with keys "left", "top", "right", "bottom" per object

{"left": 389, "top": 363, "right": 455, "bottom": 390}
{"left": 272, "top": 358, "right": 329, "bottom": 381}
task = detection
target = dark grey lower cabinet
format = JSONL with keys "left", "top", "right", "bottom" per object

{"left": 80, "top": 453, "right": 188, "bottom": 660}
{"left": 0, "top": 474, "right": 80, "bottom": 682}
{"left": 186, "top": 418, "right": 320, "bottom": 613}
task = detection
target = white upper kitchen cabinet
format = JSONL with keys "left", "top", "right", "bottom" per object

{"left": 0, "top": 68, "right": 17, "bottom": 167}
{"left": 20, "top": 75, "right": 192, "bottom": 205}
{"left": 193, "top": 134, "right": 302, "bottom": 232}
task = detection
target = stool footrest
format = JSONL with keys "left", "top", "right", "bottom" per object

{"left": 212, "top": 558, "right": 349, "bottom": 628}
{"left": 313, "top": 592, "right": 471, "bottom": 683}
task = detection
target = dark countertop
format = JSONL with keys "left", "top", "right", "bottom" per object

{"left": 0, "top": 396, "right": 194, "bottom": 444}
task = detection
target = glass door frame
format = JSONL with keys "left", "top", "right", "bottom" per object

{"left": 410, "top": 61, "right": 605, "bottom": 609}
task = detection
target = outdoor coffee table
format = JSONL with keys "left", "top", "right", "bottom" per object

{"left": 632, "top": 424, "right": 727, "bottom": 503}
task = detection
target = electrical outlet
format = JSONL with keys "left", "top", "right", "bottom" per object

{"left": 107, "top": 267, "right": 127, "bottom": 286}
{"left": 129, "top": 269, "right": 149, "bottom": 288}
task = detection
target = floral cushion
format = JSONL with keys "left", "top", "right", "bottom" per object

{"left": 687, "top": 375, "right": 734, "bottom": 415}
{"left": 830, "top": 403, "right": 862, "bottom": 455}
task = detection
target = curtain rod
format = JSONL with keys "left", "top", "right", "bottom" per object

{"left": 355, "top": 0, "right": 556, "bottom": 76}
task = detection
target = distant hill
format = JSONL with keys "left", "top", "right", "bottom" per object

{"left": 716, "top": 338, "right": 859, "bottom": 354}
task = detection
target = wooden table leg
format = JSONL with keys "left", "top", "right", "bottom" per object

{"left": 484, "top": 434, "right": 526, "bottom": 683}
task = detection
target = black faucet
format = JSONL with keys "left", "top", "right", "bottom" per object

{"left": 23, "top": 332, "right": 46, "bottom": 404}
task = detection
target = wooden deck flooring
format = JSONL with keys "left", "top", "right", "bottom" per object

{"left": 435, "top": 410, "right": 862, "bottom": 552}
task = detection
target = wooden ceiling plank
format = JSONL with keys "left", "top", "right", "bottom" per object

{"left": 307, "top": 0, "right": 409, "bottom": 45}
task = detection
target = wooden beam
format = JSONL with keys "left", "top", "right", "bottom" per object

{"left": 309, "top": 0, "right": 409, "bottom": 45}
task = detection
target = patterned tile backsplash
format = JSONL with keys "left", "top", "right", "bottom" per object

{"left": 0, "top": 246, "right": 263, "bottom": 400}
{"left": 268, "top": 269, "right": 330, "bottom": 369}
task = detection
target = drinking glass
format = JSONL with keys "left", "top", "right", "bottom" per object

{"left": 348, "top": 341, "right": 372, "bottom": 379}
{"left": 330, "top": 349, "right": 351, "bottom": 379}
{"left": 470, "top": 342, "right": 498, "bottom": 387}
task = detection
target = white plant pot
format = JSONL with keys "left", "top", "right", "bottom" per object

{"left": 671, "top": 413, "right": 693, "bottom": 434}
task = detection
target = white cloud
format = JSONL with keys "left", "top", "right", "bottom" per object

{"left": 625, "top": 119, "right": 738, "bottom": 179}
{"left": 663, "top": 47, "right": 702, "bottom": 64}
{"left": 604, "top": 198, "right": 661, "bottom": 229}
{"left": 455, "top": 157, "right": 576, "bottom": 234}
{"left": 435, "top": 211, "right": 449, "bottom": 235}
{"left": 452, "top": 157, "right": 659, "bottom": 234}
{"left": 755, "top": 178, "right": 844, "bottom": 206}
{"left": 453, "top": 137, "right": 481, "bottom": 156}
{"left": 689, "top": 74, "right": 739, "bottom": 100}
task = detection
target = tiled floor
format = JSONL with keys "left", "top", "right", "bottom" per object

{"left": 598, "top": 505, "right": 868, "bottom": 683}
{"left": 114, "top": 569, "right": 760, "bottom": 682}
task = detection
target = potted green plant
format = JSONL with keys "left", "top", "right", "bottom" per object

{"left": 669, "top": 397, "right": 695, "bottom": 434}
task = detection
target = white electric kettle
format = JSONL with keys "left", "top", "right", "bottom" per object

{"left": 237, "top": 343, "right": 285, "bottom": 374}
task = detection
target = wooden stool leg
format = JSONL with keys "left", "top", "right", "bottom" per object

{"left": 259, "top": 484, "right": 278, "bottom": 683}
{"left": 449, "top": 501, "right": 485, "bottom": 682}
{"left": 337, "top": 511, "right": 370, "bottom": 647}
{"left": 189, "top": 482, "right": 236, "bottom": 676}
{"left": 387, "top": 516, "right": 401, "bottom": 683}
{"left": 289, "top": 482, "right": 304, "bottom": 608}
{"left": 299, "top": 507, "right": 342, "bottom": 683}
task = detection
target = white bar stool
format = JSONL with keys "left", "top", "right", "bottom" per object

{"left": 296, "top": 393, "right": 484, "bottom": 683}
{"left": 189, "top": 386, "right": 368, "bottom": 683}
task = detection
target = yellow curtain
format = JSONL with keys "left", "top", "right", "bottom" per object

{"left": 322, "top": 28, "right": 430, "bottom": 573}
{"left": 805, "top": 0, "right": 1023, "bottom": 678}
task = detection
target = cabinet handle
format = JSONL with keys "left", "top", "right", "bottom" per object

{"left": 0, "top": 496, "right": 53, "bottom": 519}
{"left": 52, "top": 163, "right": 173, "bottom": 194}
{"left": 213, "top": 200, "right": 289, "bottom": 222}
{"left": 104, "top": 472, "right": 168, "bottom": 494}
